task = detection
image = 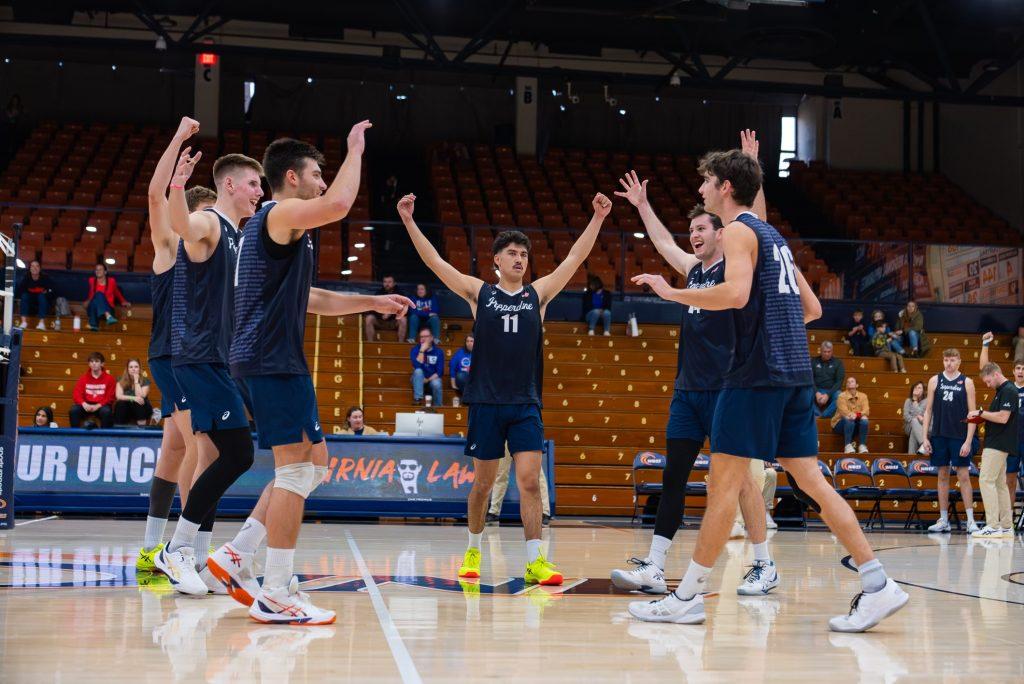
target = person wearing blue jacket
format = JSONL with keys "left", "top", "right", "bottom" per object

{"left": 582, "top": 274, "right": 613, "bottom": 336}
{"left": 410, "top": 329, "right": 444, "bottom": 406}
{"left": 407, "top": 283, "right": 442, "bottom": 342}
{"left": 449, "top": 334, "right": 474, "bottom": 395}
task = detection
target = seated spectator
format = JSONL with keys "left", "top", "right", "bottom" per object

{"left": 812, "top": 341, "right": 844, "bottom": 417}
{"left": 903, "top": 381, "right": 927, "bottom": 454}
{"left": 85, "top": 263, "right": 130, "bottom": 332}
{"left": 897, "top": 300, "right": 930, "bottom": 357}
{"left": 32, "top": 406, "right": 57, "bottom": 428}
{"left": 365, "top": 275, "right": 408, "bottom": 342}
{"left": 583, "top": 274, "right": 613, "bottom": 336}
{"left": 16, "top": 260, "right": 54, "bottom": 330}
{"left": 69, "top": 352, "right": 116, "bottom": 428}
{"left": 831, "top": 376, "right": 870, "bottom": 454}
{"left": 449, "top": 334, "right": 473, "bottom": 396}
{"left": 113, "top": 358, "right": 153, "bottom": 426}
{"left": 871, "top": 318, "right": 906, "bottom": 373}
{"left": 846, "top": 308, "right": 872, "bottom": 357}
{"left": 340, "top": 406, "right": 384, "bottom": 436}
{"left": 410, "top": 329, "right": 443, "bottom": 406}
{"left": 407, "top": 283, "right": 441, "bottom": 342}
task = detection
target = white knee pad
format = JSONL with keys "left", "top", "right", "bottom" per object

{"left": 274, "top": 462, "right": 317, "bottom": 499}
{"left": 312, "top": 466, "right": 329, "bottom": 493}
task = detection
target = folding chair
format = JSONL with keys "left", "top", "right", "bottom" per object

{"left": 833, "top": 457, "right": 881, "bottom": 528}
{"left": 871, "top": 457, "right": 923, "bottom": 530}
{"left": 631, "top": 451, "right": 665, "bottom": 525}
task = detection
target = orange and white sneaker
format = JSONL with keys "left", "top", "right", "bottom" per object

{"left": 249, "top": 576, "right": 336, "bottom": 626}
{"left": 207, "top": 543, "right": 261, "bottom": 606}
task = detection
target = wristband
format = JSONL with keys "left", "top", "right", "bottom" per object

{"left": 982, "top": 340, "right": 990, "bottom": 347}
{"left": 169, "top": 184, "right": 185, "bottom": 190}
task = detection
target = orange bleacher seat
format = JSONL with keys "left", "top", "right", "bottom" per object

{"left": 71, "top": 246, "right": 99, "bottom": 270}
{"left": 104, "top": 249, "right": 130, "bottom": 271}
{"left": 41, "top": 246, "right": 68, "bottom": 269}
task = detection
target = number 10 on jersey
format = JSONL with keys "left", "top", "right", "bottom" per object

{"left": 502, "top": 313, "right": 519, "bottom": 333}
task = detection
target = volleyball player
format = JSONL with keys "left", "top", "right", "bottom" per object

{"left": 629, "top": 148, "right": 908, "bottom": 632}
{"left": 399, "top": 191, "right": 611, "bottom": 585}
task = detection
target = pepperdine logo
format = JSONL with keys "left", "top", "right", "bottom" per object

{"left": 484, "top": 296, "right": 534, "bottom": 313}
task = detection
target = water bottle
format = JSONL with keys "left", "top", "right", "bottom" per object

{"left": 424, "top": 394, "right": 432, "bottom": 409}
{"left": 73, "top": 315, "right": 81, "bottom": 331}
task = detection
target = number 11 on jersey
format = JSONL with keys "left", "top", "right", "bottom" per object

{"left": 502, "top": 313, "right": 519, "bottom": 333}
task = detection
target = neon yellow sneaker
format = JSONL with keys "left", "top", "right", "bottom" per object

{"left": 525, "top": 555, "right": 563, "bottom": 586}
{"left": 136, "top": 543, "right": 164, "bottom": 571}
{"left": 458, "top": 547, "right": 481, "bottom": 579}
{"left": 135, "top": 570, "right": 173, "bottom": 593}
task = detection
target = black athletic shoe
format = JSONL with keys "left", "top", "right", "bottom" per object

{"left": 542, "top": 514, "right": 552, "bottom": 526}
{"left": 485, "top": 513, "right": 500, "bottom": 524}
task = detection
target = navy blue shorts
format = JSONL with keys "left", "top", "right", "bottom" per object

{"left": 666, "top": 390, "right": 719, "bottom": 442}
{"left": 149, "top": 356, "right": 184, "bottom": 416}
{"left": 173, "top": 363, "right": 250, "bottom": 433}
{"left": 243, "top": 374, "right": 324, "bottom": 450}
{"left": 465, "top": 404, "right": 543, "bottom": 460}
{"left": 929, "top": 435, "right": 972, "bottom": 468}
{"left": 710, "top": 386, "right": 818, "bottom": 461}
{"left": 1007, "top": 454, "right": 1021, "bottom": 475}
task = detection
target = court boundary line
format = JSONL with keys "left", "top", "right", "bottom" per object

{"left": 344, "top": 530, "right": 422, "bottom": 684}
{"left": 14, "top": 515, "right": 57, "bottom": 527}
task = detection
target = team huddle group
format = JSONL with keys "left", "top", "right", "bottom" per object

{"left": 138, "top": 119, "right": 906, "bottom": 632}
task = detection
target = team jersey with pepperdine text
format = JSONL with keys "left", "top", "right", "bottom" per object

{"left": 461, "top": 283, "right": 543, "bottom": 405}
{"left": 722, "top": 212, "right": 813, "bottom": 389}
{"left": 932, "top": 372, "right": 969, "bottom": 440}
{"left": 676, "top": 257, "right": 734, "bottom": 391}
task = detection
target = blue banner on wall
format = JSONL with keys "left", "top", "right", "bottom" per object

{"left": 13, "top": 429, "right": 555, "bottom": 519}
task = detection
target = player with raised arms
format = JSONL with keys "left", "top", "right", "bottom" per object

{"left": 398, "top": 191, "right": 612, "bottom": 585}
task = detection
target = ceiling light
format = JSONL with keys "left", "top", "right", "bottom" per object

{"left": 354, "top": 242, "right": 365, "bottom": 249}
{"left": 16, "top": 258, "right": 25, "bottom": 268}
{"left": 85, "top": 225, "right": 97, "bottom": 233}
{"left": 362, "top": 225, "right": 375, "bottom": 231}
{"left": 347, "top": 255, "right": 358, "bottom": 262}
{"left": 306, "top": 77, "right": 314, "bottom": 84}
{"left": 105, "top": 257, "right": 116, "bottom": 265}
{"left": 633, "top": 232, "right": 645, "bottom": 239}
{"left": 341, "top": 269, "right": 352, "bottom": 276}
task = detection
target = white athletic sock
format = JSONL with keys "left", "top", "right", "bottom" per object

{"left": 939, "top": 509, "right": 949, "bottom": 522}
{"left": 232, "top": 517, "right": 266, "bottom": 554}
{"left": 168, "top": 517, "right": 200, "bottom": 553}
{"left": 526, "top": 539, "right": 542, "bottom": 563}
{"left": 965, "top": 508, "right": 975, "bottom": 523}
{"left": 752, "top": 541, "right": 771, "bottom": 564}
{"left": 196, "top": 531, "right": 212, "bottom": 558}
{"left": 468, "top": 530, "right": 483, "bottom": 550}
{"left": 648, "top": 535, "right": 672, "bottom": 570}
{"left": 675, "top": 560, "right": 712, "bottom": 600}
{"left": 857, "top": 558, "right": 887, "bottom": 593}
{"left": 263, "top": 547, "right": 296, "bottom": 591}
{"left": 143, "top": 516, "right": 167, "bottom": 550}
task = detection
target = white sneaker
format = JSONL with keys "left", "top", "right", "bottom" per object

{"left": 53, "top": 319, "right": 60, "bottom": 330}
{"left": 154, "top": 545, "right": 208, "bottom": 596}
{"left": 844, "top": 444, "right": 856, "bottom": 454}
{"left": 199, "top": 565, "right": 228, "bottom": 595}
{"left": 249, "top": 576, "right": 336, "bottom": 625}
{"left": 765, "top": 512, "right": 778, "bottom": 530}
{"left": 828, "top": 578, "right": 909, "bottom": 632}
{"left": 587, "top": 329, "right": 595, "bottom": 336}
{"left": 736, "top": 561, "right": 779, "bottom": 596}
{"left": 35, "top": 320, "right": 46, "bottom": 330}
{"left": 17, "top": 318, "right": 26, "bottom": 329}
{"left": 628, "top": 591, "right": 706, "bottom": 624}
{"left": 916, "top": 445, "right": 927, "bottom": 455}
{"left": 603, "top": 331, "right": 611, "bottom": 337}
{"left": 972, "top": 526, "right": 1011, "bottom": 539}
{"left": 858, "top": 444, "right": 869, "bottom": 454}
{"left": 729, "top": 522, "right": 745, "bottom": 539}
{"left": 927, "top": 519, "right": 951, "bottom": 533}
{"left": 966, "top": 521, "right": 981, "bottom": 534}
{"left": 207, "top": 542, "right": 262, "bottom": 606}
{"left": 610, "top": 557, "right": 668, "bottom": 594}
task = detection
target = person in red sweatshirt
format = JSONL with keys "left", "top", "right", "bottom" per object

{"left": 85, "top": 263, "right": 130, "bottom": 331}
{"left": 70, "top": 351, "right": 117, "bottom": 428}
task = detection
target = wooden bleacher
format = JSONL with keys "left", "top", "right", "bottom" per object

{"left": 16, "top": 307, "right": 1014, "bottom": 518}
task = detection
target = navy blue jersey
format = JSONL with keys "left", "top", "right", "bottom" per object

{"left": 462, "top": 283, "right": 543, "bottom": 405}
{"left": 932, "top": 372, "right": 968, "bottom": 440}
{"left": 676, "top": 258, "right": 734, "bottom": 391}
{"left": 230, "top": 201, "right": 315, "bottom": 378}
{"left": 1017, "top": 383, "right": 1024, "bottom": 442}
{"left": 722, "top": 212, "right": 813, "bottom": 389}
{"left": 171, "top": 208, "right": 240, "bottom": 367}
{"left": 148, "top": 267, "right": 173, "bottom": 361}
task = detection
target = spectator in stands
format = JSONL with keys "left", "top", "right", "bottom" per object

{"left": 812, "top": 341, "right": 844, "bottom": 417}
{"left": 407, "top": 283, "right": 441, "bottom": 342}
{"left": 1014, "top": 315, "right": 1024, "bottom": 365}
{"left": 832, "top": 376, "right": 870, "bottom": 454}
{"left": 365, "top": 275, "right": 408, "bottom": 341}
{"left": 410, "top": 328, "right": 444, "bottom": 406}
{"left": 16, "top": 259, "right": 54, "bottom": 330}
{"left": 871, "top": 318, "right": 907, "bottom": 373}
{"left": 846, "top": 308, "right": 872, "bottom": 357}
{"left": 340, "top": 406, "right": 383, "bottom": 436}
{"left": 69, "top": 351, "right": 116, "bottom": 428}
{"left": 85, "top": 262, "right": 130, "bottom": 332}
{"left": 449, "top": 334, "right": 473, "bottom": 397}
{"left": 897, "top": 300, "right": 930, "bottom": 357}
{"left": 969, "top": 362, "right": 1018, "bottom": 538}
{"left": 32, "top": 406, "right": 57, "bottom": 428}
{"left": 583, "top": 274, "right": 613, "bottom": 336}
{"left": 113, "top": 358, "right": 152, "bottom": 426}
{"left": 904, "top": 381, "right": 927, "bottom": 454}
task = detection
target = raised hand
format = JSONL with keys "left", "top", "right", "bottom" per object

{"left": 374, "top": 294, "right": 415, "bottom": 318}
{"left": 175, "top": 116, "right": 200, "bottom": 141}
{"left": 630, "top": 273, "right": 674, "bottom": 300}
{"left": 347, "top": 120, "right": 373, "bottom": 155}
{"left": 982, "top": 331, "right": 994, "bottom": 345}
{"left": 740, "top": 129, "right": 759, "bottom": 160}
{"left": 397, "top": 194, "right": 416, "bottom": 221}
{"left": 171, "top": 147, "right": 202, "bottom": 188}
{"left": 592, "top": 192, "right": 612, "bottom": 219}
{"left": 614, "top": 170, "right": 649, "bottom": 208}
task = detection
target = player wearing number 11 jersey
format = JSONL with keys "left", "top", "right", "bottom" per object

{"left": 399, "top": 191, "right": 612, "bottom": 586}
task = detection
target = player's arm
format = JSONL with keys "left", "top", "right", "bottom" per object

{"left": 979, "top": 332, "right": 993, "bottom": 371}
{"left": 614, "top": 171, "right": 697, "bottom": 277}
{"left": 397, "top": 194, "right": 483, "bottom": 305}
{"left": 533, "top": 193, "right": 611, "bottom": 307}
{"left": 794, "top": 268, "right": 822, "bottom": 324}
{"left": 740, "top": 129, "right": 768, "bottom": 221}
{"left": 168, "top": 149, "right": 219, "bottom": 245}
{"left": 961, "top": 377, "right": 978, "bottom": 456}
{"left": 149, "top": 117, "right": 200, "bottom": 245}
{"left": 267, "top": 121, "right": 372, "bottom": 241}
{"left": 631, "top": 221, "right": 756, "bottom": 310}
{"left": 307, "top": 287, "right": 414, "bottom": 318}
{"left": 920, "top": 375, "right": 937, "bottom": 453}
